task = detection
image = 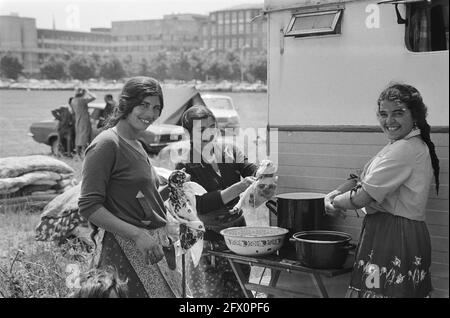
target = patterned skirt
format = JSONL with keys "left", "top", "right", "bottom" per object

{"left": 347, "top": 212, "right": 432, "bottom": 298}
{"left": 186, "top": 240, "right": 250, "bottom": 298}
{"left": 91, "top": 228, "right": 183, "bottom": 298}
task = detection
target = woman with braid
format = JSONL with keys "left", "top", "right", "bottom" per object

{"left": 324, "top": 83, "right": 440, "bottom": 298}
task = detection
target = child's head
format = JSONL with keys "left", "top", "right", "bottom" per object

{"left": 71, "top": 266, "right": 129, "bottom": 298}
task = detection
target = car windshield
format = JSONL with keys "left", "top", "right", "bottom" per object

{"left": 204, "top": 98, "right": 233, "bottom": 110}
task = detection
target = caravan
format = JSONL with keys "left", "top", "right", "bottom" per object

{"left": 265, "top": 0, "right": 448, "bottom": 297}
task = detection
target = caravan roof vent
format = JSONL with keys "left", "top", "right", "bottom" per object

{"left": 285, "top": 10, "right": 342, "bottom": 38}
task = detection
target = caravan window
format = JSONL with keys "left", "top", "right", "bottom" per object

{"left": 285, "top": 10, "right": 342, "bottom": 37}
{"left": 406, "top": 0, "right": 449, "bottom": 52}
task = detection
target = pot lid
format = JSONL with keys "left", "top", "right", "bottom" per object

{"left": 277, "top": 192, "right": 326, "bottom": 200}
{"left": 292, "top": 230, "right": 352, "bottom": 244}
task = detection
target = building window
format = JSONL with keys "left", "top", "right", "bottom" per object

{"left": 253, "top": 37, "right": 258, "bottom": 48}
{"left": 231, "top": 24, "right": 237, "bottom": 34}
{"left": 232, "top": 38, "right": 238, "bottom": 49}
{"left": 406, "top": 0, "right": 449, "bottom": 52}
{"left": 239, "top": 11, "right": 244, "bottom": 23}
{"left": 285, "top": 10, "right": 343, "bottom": 37}
{"left": 239, "top": 23, "right": 244, "bottom": 33}
{"left": 218, "top": 13, "right": 224, "bottom": 25}
{"left": 246, "top": 11, "right": 252, "bottom": 22}
{"left": 231, "top": 11, "right": 238, "bottom": 24}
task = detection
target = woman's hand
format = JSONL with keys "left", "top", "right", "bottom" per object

{"left": 238, "top": 176, "right": 257, "bottom": 192}
{"left": 165, "top": 221, "right": 180, "bottom": 242}
{"left": 133, "top": 229, "right": 164, "bottom": 265}
{"left": 324, "top": 190, "right": 346, "bottom": 218}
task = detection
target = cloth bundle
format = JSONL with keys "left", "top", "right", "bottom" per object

{"left": 164, "top": 170, "right": 206, "bottom": 268}
{"left": 35, "top": 183, "right": 89, "bottom": 242}
{"left": 0, "top": 155, "right": 75, "bottom": 198}
{"left": 231, "top": 159, "right": 278, "bottom": 226}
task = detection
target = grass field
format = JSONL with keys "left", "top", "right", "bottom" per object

{"left": 0, "top": 89, "right": 268, "bottom": 297}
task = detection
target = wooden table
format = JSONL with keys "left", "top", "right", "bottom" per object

{"left": 206, "top": 249, "right": 353, "bottom": 298}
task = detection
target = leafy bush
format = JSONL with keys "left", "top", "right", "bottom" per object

{"left": 68, "top": 55, "right": 97, "bottom": 80}
{"left": 40, "top": 56, "right": 67, "bottom": 80}
{"left": 0, "top": 55, "right": 23, "bottom": 80}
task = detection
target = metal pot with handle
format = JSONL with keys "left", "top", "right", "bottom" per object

{"left": 266, "top": 192, "right": 326, "bottom": 256}
{"left": 289, "top": 230, "right": 356, "bottom": 269}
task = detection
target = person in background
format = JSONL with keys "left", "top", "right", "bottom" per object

{"left": 175, "top": 105, "right": 258, "bottom": 298}
{"left": 71, "top": 266, "right": 129, "bottom": 298}
{"left": 324, "top": 83, "right": 440, "bottom": 298}
{"left": 70, "top": 87, "right": 96, "bottom": 156}
{"left": 78, "top": 76, "right": 181, "bottom": 298}
{"left": 93, "top": 94, "right": 117, "bottom": 129}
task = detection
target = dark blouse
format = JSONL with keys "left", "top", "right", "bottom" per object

{"left": 175, "top": 143, "right": 258, "bottom": 214}
{"left": 175, "top": 143, "right": 257, "bottom": 241}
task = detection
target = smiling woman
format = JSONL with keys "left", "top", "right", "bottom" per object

{"left": 324, "top": 83, "right": 440, "bottom": 298}
{"left": 78, "top": 76, "right": 183, "bottom": 298}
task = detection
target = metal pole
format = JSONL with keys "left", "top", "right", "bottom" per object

{"left": 182, "top": 253, "right": 186, "bottom": 298}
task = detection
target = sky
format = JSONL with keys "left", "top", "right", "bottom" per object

{"left": 0, "top": 0, "right": 264, "bottom": 31}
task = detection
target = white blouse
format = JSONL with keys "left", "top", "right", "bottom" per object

{"left": 361, "top": 129, "right": 433, "bottom": 221}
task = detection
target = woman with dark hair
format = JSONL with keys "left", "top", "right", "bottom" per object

{"left": 78, "top": 77, "right": 182, "bottom": 298}
{"left": 175, "top": 105, "right": 258, "bottom": 298}
{"left": 324, "top": 83, "right": 440, "bottom": 298}
{"left": 70, "top": 87, "right": 96, "bottom": 156}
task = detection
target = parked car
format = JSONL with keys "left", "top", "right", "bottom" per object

{"left": 29, "top": 86, "right": 205, "bottom": 156}
{"left": 201, "top": 94, "right": 240, "bottom": 133}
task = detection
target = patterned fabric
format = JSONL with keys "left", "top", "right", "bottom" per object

{"left": 35, "top": 209, "right": 87, "bottom": 242}
{"left": 348, "top": 212, "right": 432, "bottom": 298}
{"left": 186, "top": 241, "right": 250, "bottom": 298}
{"left": 91, "top": 228, "right": 183, "bottom": 298}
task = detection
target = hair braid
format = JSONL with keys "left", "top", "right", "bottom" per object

{"left": 379, "top": 83, "right": 440, "bottom": 195}
{"left": 416, "top": 115, "right": 440, "bottom": 194}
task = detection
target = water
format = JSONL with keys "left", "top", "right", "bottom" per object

{"left": 0, "top": 89, "right": 267, "bottom": 157}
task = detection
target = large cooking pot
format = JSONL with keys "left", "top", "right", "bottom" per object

{"left": 266, "top": 192, "right": 326, "bottom": 256}
{"left": 290, "top": 230, "right": 356, "bottom": 269}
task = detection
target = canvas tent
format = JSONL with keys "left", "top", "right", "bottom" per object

{"left": 156, "top": 85, "right": 205, "bottom": 125}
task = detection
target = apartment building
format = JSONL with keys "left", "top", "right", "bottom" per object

{"left": 201, "top": 3, "right": 266, "bottom": 56}
{"left": 37, "top": 29, "right": 111, "bottom": 56}
{"left": 0, "top": 15, "right": 39, "bottom": 74}
{"left": 0, "top": 4, "right": 266, "bottom": 75}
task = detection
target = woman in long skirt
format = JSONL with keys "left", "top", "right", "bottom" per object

{"left": 324, "top": 83, "right": 440, "bottom": 298}
{"left": 78, "top": 77, "right": 181, "bottom": 297}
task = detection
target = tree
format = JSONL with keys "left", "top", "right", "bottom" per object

{"left": 99, "top": 57, "right": 125, "bottom": 80}
{"left": 0, "top": 54, "right": 23, "bottom": 80}
{"left": 68, "top": 55, "right": 96, "bottom": 80}
{"left": 137, "top": 58, "right": 151, "bottom": 77}
{"left": 247, "top": 53, "right": 267, "bottom": 83}
{"left": 187, "top": 49, "right": 206, "bottom": 81}
{"left": 149, "top": 51, "right": 168, "bottom": 80}
{"left": 40, "top": 56, "right": 67, "bottom": 80}
{"left": 168, "top": 52, "right": 192, "bottom": 81}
